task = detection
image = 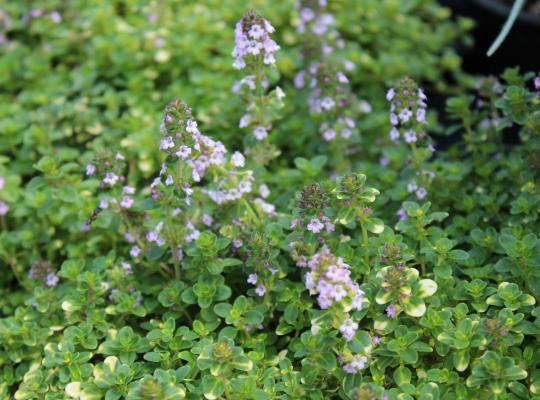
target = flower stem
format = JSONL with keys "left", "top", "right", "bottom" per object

{"left": 164, "top": 209, "right": 181, "bottom": 280}
{"left": 409, "top": 142, "right": 426, "bottom": 188}
{"left": 360, "top": 219, "right": 370, "bottom": 278}
{"left": 241, "top": 198, "right": 260, "bottom": 226}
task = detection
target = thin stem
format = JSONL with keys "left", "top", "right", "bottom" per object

{"left": 224, "top": 383, "right": 232, "bottom": 400}
{"left": 409, "top": 142, "right": 427, "bottom": 189}
{"left": 180, "top": 305, "right": 193, "bottom": 327}
{"left": 360, "top": 219, "right": 370, "bottom": 278}
{"left": 164, "top": 209, "right": 181, "bottom": 280}
{"left": 241, "top": 198, "right": 260, "bottom": 226}
{"left": 420, "top": 259, "right": 426, "bottom": 276}
{"left": 119, "top": 211, "right": 146, "bottom": 251}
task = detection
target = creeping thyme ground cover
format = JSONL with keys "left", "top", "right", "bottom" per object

{"left": 1, "top": 1, "right": 540, "bottom": 399}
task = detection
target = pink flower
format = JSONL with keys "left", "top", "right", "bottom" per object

{"left": 416, "top": 108, "right": 426, "bottom": 123}
{"left": 231, "top": 151, "right": 245, "bottom": 167}
{"left": 45, "top": 273, "right": 59, "bottom": 287}
{"left": 86, "top": 164, "right": 96, "bottom": 176}
{"left": 307, "top": 218, "right": 324, "bottom": 233}
{"left": 320, "top": 97, "right": 335, "bottom": 110}
{"left": 259, "top": 184, "right": 270, "bottom": 198}
{"left": 103, "top": 173, "right": 118, "bottom": 186}
{"left": 255, "top": 284, "right": 266, "bottom": 296}
{"left": 0, "top": 201, "right": 9, "bottom": 216}
{"left": 386, "top": 304, "right": 397, "bottom": 319}
{"left": 389, "top": 128, "right": 400, "bottom": 142}
{"left": 247, "top": 273, "right": 258, "bottom": 285}
{"left": 239, "top": 114, "right": 251, "bottom": 128}
{"left": 130, "top": 246, "right": 141, "bottom": 258}
{"left": 120, "top": 196, "right": 134, "bottom": 209}
{"left": 322, "top": 129, "right": 336, "bottom": 141}
{"left": 121, "top": 262, "right": 132, "bottom": 275}
{"left": 202, "top": 214, "right": 213, "bottom": 226}
{"left": 342, "top": 355, "right": 368, "bottom": 374}
{"left": 233, "top": 11, "right": 279, "bottom": 70}
{"left": 339, "top": 318, "right": 358, "bottom": 341}
{"left": 399, "top": 108, "right": 413, "bottom": 123}
{"left": 253, "top": 126, "right": 268, "bottom": 140}
{"left": 404, "top": 130, "right": 417, "bottom": 143}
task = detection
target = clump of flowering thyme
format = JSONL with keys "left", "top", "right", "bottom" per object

{"left": 232, "top": 11, "right": 284, "bottom": 160}
{"left": 296, "top": 0, "right": 344, "bottom": 61}
{"left": 294, "top": 1, "right": 366, "bottom": 167}
{"left": 155, "top": 99, "right": 254, "bottom": 205}
{"left": 387, "top": 77, "right": 436, "bottom": 201}
{"left": 232, "top": 10, "right": 279, "bottom": 70}
{"left": 159, "top": 99, "right": 227, "bottom": 183}
{"left": 82, "top": 99, "right": 262, "bottom": 281}
{"left": 305, "top": 63, "right": 358, "bottom": 141}
{"left": 387, "top": 76, "right": 429, "bottom": 145}
{"left": 304, "top": 246, "right": 365, "bottom": 312}
{"left": 302, "top": 246, "right": 365, "bottom": 343}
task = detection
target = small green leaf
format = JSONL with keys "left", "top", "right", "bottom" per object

{"left": 143, "top": 352, "right": 162, "bottom": 362}
{"left": 417, "top": 279, "right": 438, "bottom": 298}
{"left": 394, "top": 366, "right": 412, "bottom": 386}
{"left": 403, "top": 297, "right": 427, "bottom": 317}
{"left": 202, "top": 375, "right": 225, "bottom": 400}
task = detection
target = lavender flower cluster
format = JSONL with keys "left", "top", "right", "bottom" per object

{"left": 232, "top": 11, "right": 285, "bottom": 145}
{"left": 295, "top": 1, "right": 365, "bottom": 143}
{"left": 341, "top": 354, "right": 368, "bottom": 374}
{"left": 202, "top": 174, "right": 254, "bottom": 205}
{"left": 232, "top": 10, "right": 279, "bottom": 70}
{"left": 302, "top": 246, "right": 364, "bottom": 312}
{"left": 296, "top": 0, "right": 344, "bottom": 57}
{"left": 386, "top": 77, "right": 428, "bottom": 145}
{"left": 85, "top": 151, "right": 127, "bottom": 189}
{"left": 233, "top": 77, "right": 285, "bottom": 141}
{"left": 158, "top": 99, "right": 227, "bottom": 183}
{"left": 387, "top": 77, "right": 436, "bottom": 201}
{"left": 155, "top": 99, "right": 255, "bottom": 205}
{"left": 299, "top": 246, "right": 364, "bottom": 342}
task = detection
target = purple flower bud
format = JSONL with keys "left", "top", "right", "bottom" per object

{"left": 45, "top": 273, "right": 59, "bottom": 287}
